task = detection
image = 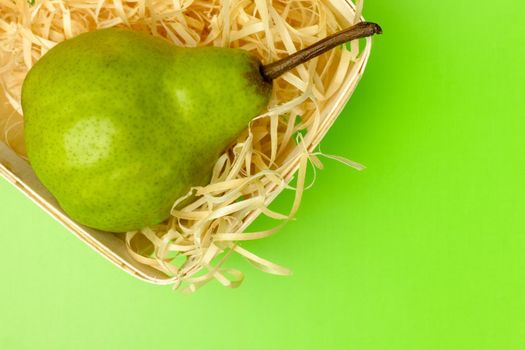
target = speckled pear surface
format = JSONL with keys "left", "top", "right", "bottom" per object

{"left": 22, "top": 28, "right": 271, "bottom": 232}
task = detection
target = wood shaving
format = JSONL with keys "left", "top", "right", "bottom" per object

{"left": 0, "top": 0, "right": 366, "bottom": 292}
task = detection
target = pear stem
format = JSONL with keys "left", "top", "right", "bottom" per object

{"left": 260, "top": 22, "right": 382, "bottom": 81}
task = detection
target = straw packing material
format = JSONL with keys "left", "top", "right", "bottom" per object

{"left": 0, "top": 0, "right": 365, "bottom": 292}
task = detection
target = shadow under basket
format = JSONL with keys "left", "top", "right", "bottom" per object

{"left": 0, "top": 0, "right": 373, "bottom": 286}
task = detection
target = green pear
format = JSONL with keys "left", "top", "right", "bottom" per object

{"left": 22, "top": 23, "right": 381, "bottom": 232}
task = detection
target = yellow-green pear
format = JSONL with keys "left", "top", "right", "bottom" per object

{"left": 22, "top": 22, "right": 381, "bottom": 232}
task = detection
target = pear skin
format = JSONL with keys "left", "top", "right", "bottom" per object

{"left": 22, "top": 29, "right": 271, "bottom": 232}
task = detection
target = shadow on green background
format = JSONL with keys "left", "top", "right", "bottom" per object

{"left": 1, "top": 1, "right": 524, "bottom": 349}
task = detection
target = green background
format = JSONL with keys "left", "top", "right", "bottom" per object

{"left": 1, "top": 0, "right": 524, "bottom": 349}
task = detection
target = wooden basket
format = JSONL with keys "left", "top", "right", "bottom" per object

{"left": 0, "top": 0, "right": 373, "bottom": 285}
